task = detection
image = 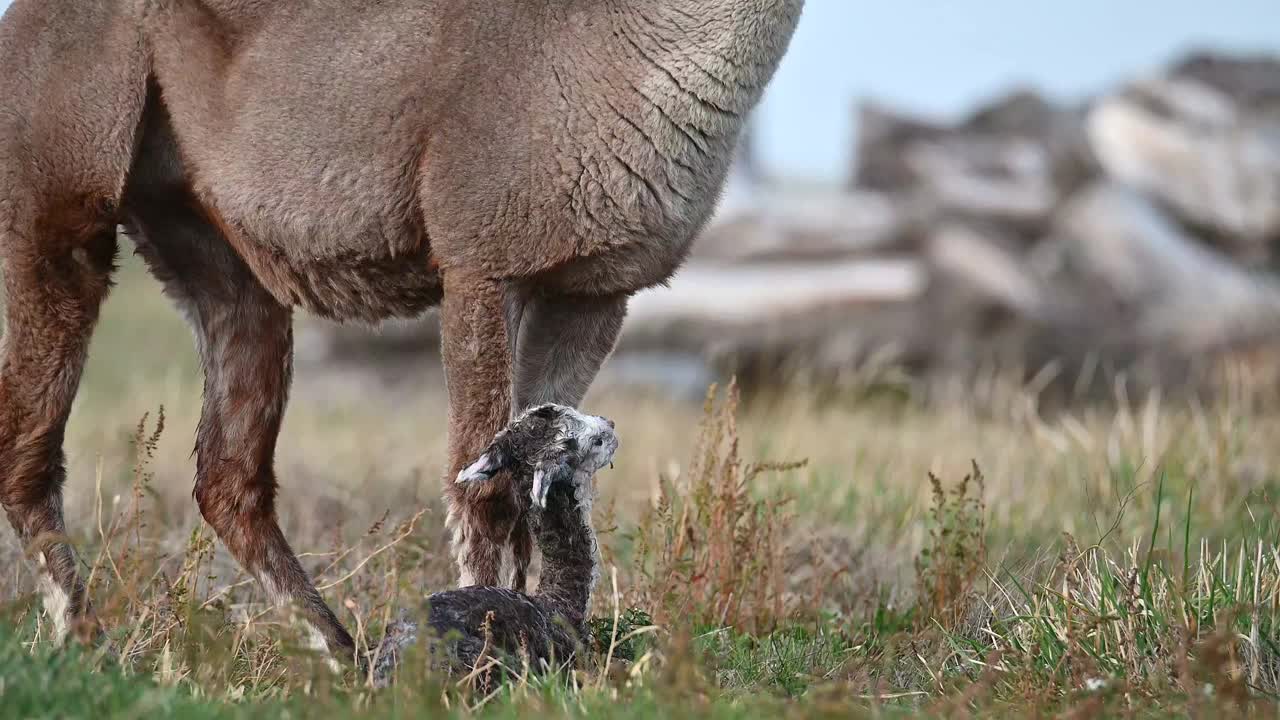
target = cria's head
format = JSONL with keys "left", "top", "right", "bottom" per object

{"left": 455, "top": 404, "right": 619, "bottom": 507}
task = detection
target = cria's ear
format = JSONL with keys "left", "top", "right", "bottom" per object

{"left": 530, "top": 457, "right": 575, "bottom": 509}
{"left": 455, "top": 432, "right": 513, "bottom": 485}
{"left": 456, "top": 453, "right": 501, "bottom": 484}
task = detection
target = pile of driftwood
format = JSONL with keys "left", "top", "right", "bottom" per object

{"left": 306, "top": 51, "right": 1280, "bottom": 396}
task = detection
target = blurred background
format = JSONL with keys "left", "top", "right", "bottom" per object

{"left": 299, "top": 0, "right": 1280, "bottom": 404}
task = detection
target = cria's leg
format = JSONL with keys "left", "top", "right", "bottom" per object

{"left": 124, "top": 188, "right": 355, "bottom": 661}
{"left": 440, "top": 269, "right": 517, "bottom": 588}
{"left": 0, "top": 211, "right": 117, "bottom": 644}
{"left": 509, "top": 291, "right": 627, "bottom": 585}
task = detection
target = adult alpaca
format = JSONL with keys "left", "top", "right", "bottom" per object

{"left": 0, "top": 0, "right": 803, "bottom": 662}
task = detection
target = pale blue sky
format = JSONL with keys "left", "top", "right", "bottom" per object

{"left": 759, "top": 0, "right": 1280, "bottom": 182}
{"left": 3, "top": 1, "right": 1277, "bottom": 182}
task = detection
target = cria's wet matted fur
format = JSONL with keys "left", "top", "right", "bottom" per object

{"left": 0, "top": 0, "right": 802, "bottom": 661}
{"left": 372, "top": 405, "right": 617, "bottom": 689}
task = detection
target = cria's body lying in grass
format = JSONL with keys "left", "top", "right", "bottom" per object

{"left": 372, "top": 405, "right": 617, "bottom": 687}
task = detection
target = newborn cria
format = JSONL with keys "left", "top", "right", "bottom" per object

{"left": 372, "top": 405, "right": 617, "bottom": 688}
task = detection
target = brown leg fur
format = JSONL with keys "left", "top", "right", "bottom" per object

{"left": 507, "top": 517, "right": 534, "bottom": 591}
{"left": 0, "top": 207, "right": 118, "bottom": 643}
{"left": 123, "top": 173, "right": 355, "bottom": 659}
{"left": 189, "top": 280, "right": 356, "bottom": 659}
{"left": 440, "top": 269, "right": 520, "bottom": 588}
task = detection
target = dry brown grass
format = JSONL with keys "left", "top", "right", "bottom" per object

{"left": 2, "top": 259, "right": 1280, "bottom": 716}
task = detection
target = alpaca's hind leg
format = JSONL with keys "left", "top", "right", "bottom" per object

{"left": 508, "top": 291, "right": 628, "bottom": 586}
{"left": 192, "top": 300, "right": 356, "bottom": 661}
{"left": 0, "top": 213, "right": 118, "bottom": 643}
{"left": 125, "top": 197, "right": 355, "bottom": 661}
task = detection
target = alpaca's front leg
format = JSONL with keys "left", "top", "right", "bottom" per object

{"left": 511, "top": 291, "right": 629, "bottom": 411}
{"left": 440, "top": 269, "right": 520, "bottom": 588}
{"left": 0, "top": 219, "right": 118, "bottom": 645}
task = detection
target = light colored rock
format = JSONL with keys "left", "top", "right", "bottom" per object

{"left": 906, "top": 139, "right": 1058, "bottom": 225}
{"left": 622, "top": 258, "right": 926, "bottom": 348}
{"left": 854, "top": 89, "right": 1095, "bottom": 209}
{"left": 1088, "top": 78, "right": 1280, "bottom": 253}
{"left": 1057, "top": 182, "right": 1280, "bottom": 351}
{"left": 693, "top": 190, "right": 908, "bottom": 264}
{"left": 926, "top": 224, "right": 1047, "bottom": 318}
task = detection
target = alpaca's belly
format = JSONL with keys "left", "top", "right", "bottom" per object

{"left": 171, "top": 77, "right": 443, "bottom": 320}
{"left": 209, "top": 202, "right": 444, "bottom": 323}
{"left": 199, "top": 172, "right": 441, "bottom": 322}
{"left": 129, "top": 91, "right": 445, "bottom": 324}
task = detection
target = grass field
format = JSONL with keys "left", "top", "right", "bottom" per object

{"left": 3, "top": 257, "right": 1280, "bottom": 718}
